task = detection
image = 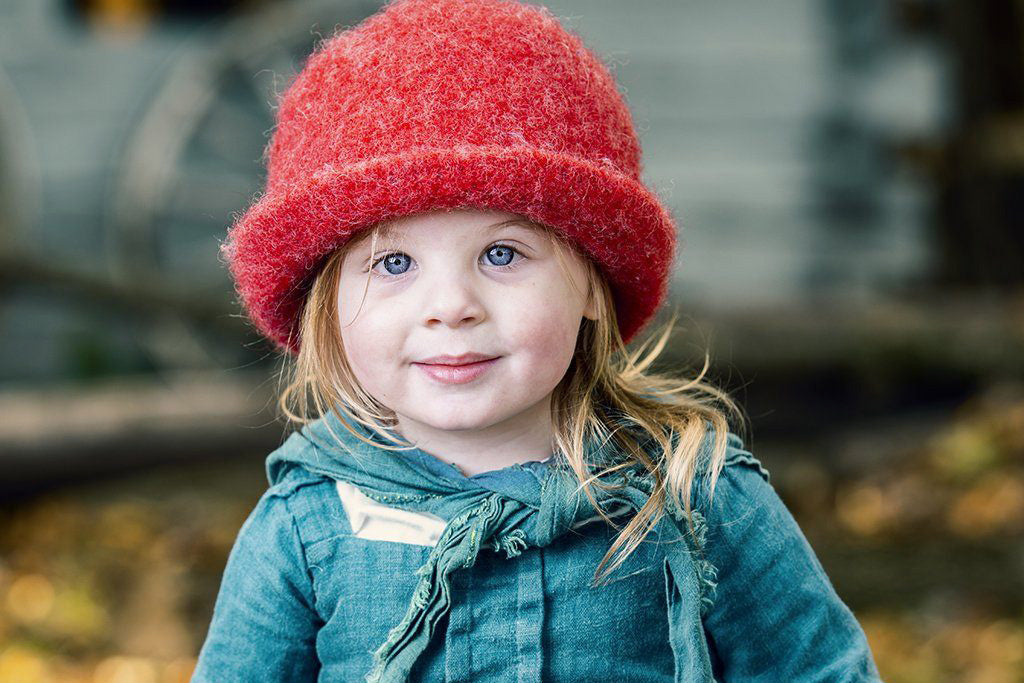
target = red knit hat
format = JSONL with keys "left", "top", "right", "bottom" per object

{"left": 222, "top": 0, "right": 678, "bottom": 355}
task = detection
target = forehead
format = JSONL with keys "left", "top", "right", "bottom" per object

{"left": 348, "top": 211, "right": 550, "bottom": 247}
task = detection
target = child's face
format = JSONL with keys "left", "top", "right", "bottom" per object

{"left": 336, "top": 209, "right": 597, "bottom": 436}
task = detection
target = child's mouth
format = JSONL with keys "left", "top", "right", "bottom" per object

{"left": 412, "top": 357, "right": 500, "bottom": 385}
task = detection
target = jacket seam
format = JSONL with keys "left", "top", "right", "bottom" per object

{"left": 278, "top": 486, "right": 323, "bottom": 619}
{"left": 722, "top": 452, "right": 771, "bottom": 484}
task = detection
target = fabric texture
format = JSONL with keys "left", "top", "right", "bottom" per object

{"left": 221, "top": 0, "right": 678, "bottom": 354}
{"left": 192, "top": 409, "right": 887, "bottom": 682}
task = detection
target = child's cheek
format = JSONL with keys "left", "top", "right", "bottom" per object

{"left": 337, "top": 314, "right": 396, "bottom": 396}
{"left": 509, "top": 304, "right": 580, "bottom": 373}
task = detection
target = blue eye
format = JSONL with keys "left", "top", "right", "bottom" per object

{"left": 369, "top": 243, "right": 525, "bottom": 279}
{"left": 378, "top": 252, "right": 412, "bottom": 276}
{"left": 485, "top": 244, "right": 516, "bottom": 267}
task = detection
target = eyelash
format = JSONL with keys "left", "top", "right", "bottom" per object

{"left": 366, "top": 242, "right": 527, "bottom": 279}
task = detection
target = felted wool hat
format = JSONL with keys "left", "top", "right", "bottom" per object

{"left": 222, "top": 0, "right": 678, "bottom": 355}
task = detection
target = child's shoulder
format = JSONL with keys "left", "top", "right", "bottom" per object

{"left": 244, "top": 441, "right": 353, "bottom": 551}
{"left": 678, "top": 418, "right": 771, "bottom": 484}
{"left": 264, "top": 456, "right": 335, "bottom": 499}
{"left": 718, "top": 429, "right": 771, "bottom": 484}
{"left": 240, "top": 469, "right": 342, "bottom": 543}
{"left": 635, "top": 395, "right": 770, "bottom": 483}
{"left": 683, "top": 423, "right": 774, "bottom": 514}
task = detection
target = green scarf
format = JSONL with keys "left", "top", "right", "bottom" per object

{"left": 266, "top": 409, "right": 715, "bottom": 682}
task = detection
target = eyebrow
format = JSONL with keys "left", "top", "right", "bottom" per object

{"left": 487, "top": 218, "right": 537, "bottom": 230}
{"left": 489, "top": 219, "right": 547, "bottom": 234}
{"left": 364, "top": 218, "right": 543, "bottom": 247}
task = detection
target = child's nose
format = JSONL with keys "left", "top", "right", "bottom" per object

{"left": 420, "top": 278, "right": 488, "bottom": 329}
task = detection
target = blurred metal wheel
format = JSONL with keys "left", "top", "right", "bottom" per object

{"left": 0, "top": 63, "right": 42, "bottom": 259}
{"left": 105, "top": 0, "right": 384, "bottom": 367}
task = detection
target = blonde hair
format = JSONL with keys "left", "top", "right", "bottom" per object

{"left": 277, "top": 211, "right": 748, "bottom": 587}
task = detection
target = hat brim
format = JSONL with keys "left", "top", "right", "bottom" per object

{"left": 224, "top": 144, "right": 678, "bottom": 354}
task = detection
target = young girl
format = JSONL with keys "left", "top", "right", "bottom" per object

{"left": 194, "top": 0, "right": 885, "bottom": 681}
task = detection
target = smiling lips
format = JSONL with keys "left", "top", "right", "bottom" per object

{"left": 413, "top": 354, "right": 500, "bottom": 385}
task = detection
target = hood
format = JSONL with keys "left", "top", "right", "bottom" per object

{"left": 264, "top": 407, "right": 559, "bottom": 500}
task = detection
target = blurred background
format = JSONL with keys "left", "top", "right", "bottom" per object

{"left": 0, "top": 0, "right": 1022, "bottom": 680}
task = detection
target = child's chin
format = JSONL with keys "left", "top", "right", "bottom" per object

{"left": 409, "top": 406, "right": 499, "bottom": 433}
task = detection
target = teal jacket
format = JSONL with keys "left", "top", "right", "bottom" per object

{"left": 193, "top": 410, "right": 884, "bottom": 682}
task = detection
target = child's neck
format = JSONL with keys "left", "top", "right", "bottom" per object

{"left": 392, "top": 401, "right": 556, "bottom": 477}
